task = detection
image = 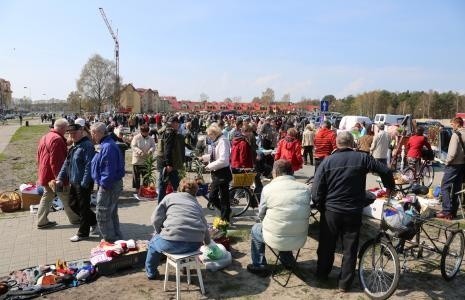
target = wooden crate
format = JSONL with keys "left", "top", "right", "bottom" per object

{"left": 21, "top": 193, "right": 42, "bottom": 210}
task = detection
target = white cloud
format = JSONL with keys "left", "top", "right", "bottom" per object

{"left": 253, "top": 73, "right": 281, "bottom": 86}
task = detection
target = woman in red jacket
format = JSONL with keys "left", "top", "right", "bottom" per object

{"left": 406, "top": 126, "right": 432, "bottom": 170}
{"left": 230, "top": 125, "right": 254, "bottom": 170}
{"left": 275, "top": 128, "right": 303, "bottom": 171}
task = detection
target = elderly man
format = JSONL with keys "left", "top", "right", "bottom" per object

{"left": 247, "top": 159, "right": 311, "bottom": 277}
{"left": 312, "top": 131, "right": 395, "bottom": 292}
{"left": 438, "top": 117, "right": 465, "bottom": 219}
{"left": 57, "top": 122, "right": 97, "bottom": 242}
{"left": 90, "top": 122, "right": 125, "bottom": 242}
{"left": 37, "top": 118, "right": 80, "bottom": 229}
{"left": 145, "top": 178, "right": 210, "bottom": 280}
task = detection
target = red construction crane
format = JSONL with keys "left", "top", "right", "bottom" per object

{"left": 99, "top": 7, "right": 119, "bottom": 111}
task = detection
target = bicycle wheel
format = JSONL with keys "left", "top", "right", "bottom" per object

{"left": 420, "top": 164, "right": 434, "bottom": 188}
{"left": 440, "top": 230, "right": 465, "bottom": 281}
{"left": 358, "top": 238, "right": 400, "bottom": 300}
{"left": 229, "top": 187, "right": 251, "bottom": 217}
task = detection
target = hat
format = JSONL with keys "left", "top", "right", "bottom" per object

{"left": 75, "top": 118, "right": 86, "bottom": 127}
{"left": 167, "top": 116, "right": 179, "bottom": 124}
{"left": 67, "top": 124, "right": 82, "bottom": 131}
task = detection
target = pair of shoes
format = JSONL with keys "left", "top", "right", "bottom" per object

{"left": 338, "top": 288, "right": 349, "bottom": 293}
{"left": 37, "top": 221, "right": 57, "bottom": 229}
{"left": 436, "top": 211, "right": 454, "bottom": 220}
{"left": 246, "top": 264, "right": 271, "bottom": 277}
{"left": 304, "top": 162, "right": 308, "bottom": 165}
{"left": 69, "top": 235, "right": 88, "bottom": 242}
{"left": 90, "top": 226, "right": 100, "bottom": 236}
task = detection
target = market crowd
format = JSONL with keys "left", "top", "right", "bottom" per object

{"left": 35, "top": 111, "right": 465, "bottom": 292}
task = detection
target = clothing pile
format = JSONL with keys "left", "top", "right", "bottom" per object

{"left": 89, "top": 239, "right": 147, "bottom": 266}
{"left": 0, "top": 259, "right": 96, "bottom": 299}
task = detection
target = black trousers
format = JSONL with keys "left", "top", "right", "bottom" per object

{"left": 133, "top": 164, "right": 147, "bottom": 189}
{"left": 317, "top": 210, "right": 362, "bottom": 290}
{"left": 314, "top": 157, "right": 323, "bottom": 174}
{"left": 69, "top": 183, "right": 97, "bottom": 237}
{"left": 209, "top": 167, "right": 232, "bottom": 221}
{"left": 303, "top": 146, "right": 314, "bottom": 165}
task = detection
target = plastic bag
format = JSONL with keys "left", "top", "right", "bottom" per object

{"left": 383, "top": 205, "right": 408, "bottom": 232}
{"left": 204, "top": 241, "right": 223, "bottom": 260}
{"left": 200, "top": 244, "right": 232, "bottom": 271}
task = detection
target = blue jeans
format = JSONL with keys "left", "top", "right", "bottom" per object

{"left": 96, "top": 180, "right": 123, "bottom": 242}
{"left": 441, "top": 164, "right": 464, "bottom": 214}
{"left": 250, "top": 223, "right": 294, "bottom": 267}
{"left": 157, "top": 168, "right": 180, "bottom": 203}
{"left": 145, "top": 234, "right": 201, "bottom": 278}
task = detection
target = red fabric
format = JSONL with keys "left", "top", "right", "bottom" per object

{"left": 230, "top": 137, "right": 254, "bottom": 169}
{"left": 314, "top": 128, "right": 337, "bottom": 159}
{"left": 406, "top": 135, "right": 431, "bottom": 158}
{"left": 274, "top": 136, "right": 303, "bottom": 171}
{"left": 37, "top": 130, "right": 68, "bottom": 186}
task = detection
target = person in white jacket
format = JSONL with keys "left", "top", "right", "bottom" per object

{"left": 370, "top": 124, "right": 390, "bottom": 165}
{"left": 247, "top": 159, "right": 311, "bottom": 277}
{"left": 131, "top": 124, "right": 156, "bottom": 191}
{"left": 202, "top": 123, "right": 233, "bottom": 221}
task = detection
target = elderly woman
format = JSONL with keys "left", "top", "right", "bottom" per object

{"left": 131, "top": 124, "right": 156, "bottom": 191}
{"left": 202, "top": 123, "right": 233, "bottom": 221}
{"left": 275, "top": 127, "right": 303, "bottom": 171}
{"left": 145, "top": 178, "right": 211, "bottom": 280}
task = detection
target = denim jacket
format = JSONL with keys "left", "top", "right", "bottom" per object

{"left": 58, "top": 136, "right": 95, "bottom": 188}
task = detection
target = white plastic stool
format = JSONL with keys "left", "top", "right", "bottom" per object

{"left": 162, "top": 250, "right": 205, "bottom": 300}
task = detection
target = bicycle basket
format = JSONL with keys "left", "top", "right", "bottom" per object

{"left": 231, "top": 173, "right": 256, "bottom": 187}
{"left": 381, "top": 202, "right": 419, "bottom": 240}
{"left": 421, "top": 148, "right": 434, "bottom": 161}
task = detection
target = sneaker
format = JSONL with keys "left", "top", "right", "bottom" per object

{"left": 37, "top": 221, "right": 57, "bottom": 229}
{"left": 90, "top": 226, "right": 100, "bottom": 236}
{"left": 436, "top": 211, "right": 454, "bottom": 220}
{"left": 246, "top": 264, "right": 270, "bottom": 277}
{"left": 69, "top": 235, "right": 88, "bottom": 242}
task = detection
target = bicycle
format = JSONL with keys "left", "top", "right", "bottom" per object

{"left": 400, "top": 158, "right": 434, "bottom": 191}
{"left": 358, "top": 185, "right": 464, "bottom": 300}
{"left": 191, "top": 156, "right": 258, "bottom": 217}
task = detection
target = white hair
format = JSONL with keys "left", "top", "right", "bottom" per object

{"left": 90, "top": 122, "right": 107, "bottom": 134}
{"left": 336, "top": 131, "right": 355, "bottom": 149}
{"left": 54, "top": 118, "right": 69, "bottom": 130}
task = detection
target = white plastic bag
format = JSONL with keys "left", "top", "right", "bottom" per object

{"left": 200, "top": 243, "right": 232, "bottom": 271}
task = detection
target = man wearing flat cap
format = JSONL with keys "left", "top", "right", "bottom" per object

{"left": 155, "top": 116, "right": 185, "bottom": 202}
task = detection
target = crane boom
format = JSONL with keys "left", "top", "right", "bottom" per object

{"left": 99, "top": 7, "right": 119, "bottom": 112}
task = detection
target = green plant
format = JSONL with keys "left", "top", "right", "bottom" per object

{"left": 142, "top": 155, "right": 157, "bottom": 186}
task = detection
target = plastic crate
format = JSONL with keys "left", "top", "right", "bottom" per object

{"left": 231, "top": 173, "right": 256, "bottom": 187}
{"left": 96, "top": 250, "right": 147, "bottom": 276}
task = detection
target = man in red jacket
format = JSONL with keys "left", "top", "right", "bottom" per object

{"left": 313, "top": 121, "right": 337, "bottom": 172}
{"left": 37, "top": 118, "right": 79, "bottom": 228}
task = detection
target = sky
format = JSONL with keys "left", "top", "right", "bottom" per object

{"left": 1, "top": 0, "right": 464, "bottom": 102}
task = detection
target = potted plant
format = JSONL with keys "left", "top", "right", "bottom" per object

{"left": 139, "top": 155, "right": 157, "bottom": 199}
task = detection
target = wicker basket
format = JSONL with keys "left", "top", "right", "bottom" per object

{"left": 231, "top": 173, "right": 257, "bottom": 187}
{"left": 0, "top": 191, "right": 22, "bottom": 212}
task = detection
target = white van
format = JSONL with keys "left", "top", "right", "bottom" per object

{"left": 374, "top": 114, "right": 405, "bottom": 125}
{"left": 337, "top": 116, "right": 372, "bottom": 132}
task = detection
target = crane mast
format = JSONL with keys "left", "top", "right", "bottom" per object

{"left": 99, "top": 7, "right": 119, "bottom": 112}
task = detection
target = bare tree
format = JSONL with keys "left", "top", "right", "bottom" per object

{"left": 77, "top": 54, "right": 116, "bottom": 114}
{"left": 261, "top": 88, "right": 275, "bottom": 104}
{"left": 200, "top": 93, "right": 209, "bottom": 102}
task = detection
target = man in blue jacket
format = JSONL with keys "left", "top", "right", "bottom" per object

{"left": 312, "top": 131, "right": 395, "bottom": 292}
{"left": 57, "top": 123, "right": 97, "bottom": 242}
{"left": 90, "top": 122, "right": 125, "bottom": 242}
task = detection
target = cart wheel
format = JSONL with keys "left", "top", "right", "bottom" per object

{"left": 229, "top": 187, "right": 251, "bottom": 217}
{"left": 420, "top": 164, "right": 434, "bottom": 188}
{"left": 358, "top": 238, "right": 400, "bottom": 300}
{"left": 440, "top": 230, "right": 465, "bottom": 281}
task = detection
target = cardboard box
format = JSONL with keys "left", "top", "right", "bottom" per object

{"left": 21, "top": 193, "right": 42, "bottom": 210}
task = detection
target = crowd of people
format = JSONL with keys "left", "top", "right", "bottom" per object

{"left": 34, "top": 111, "right": 465, "bottom": 292}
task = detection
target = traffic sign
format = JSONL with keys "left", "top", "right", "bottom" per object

{"left": 320, "top": 100, "right": 329, "bottom": 112}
